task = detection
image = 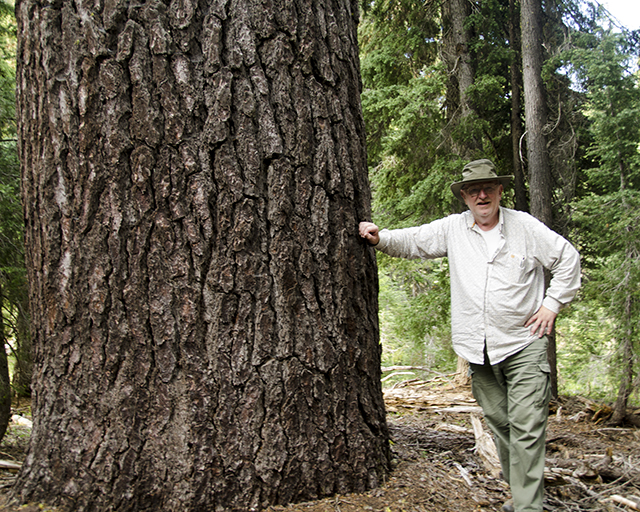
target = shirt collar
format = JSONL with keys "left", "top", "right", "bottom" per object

{"left": 467, "top": 207, "right": 504, "bottom": 232}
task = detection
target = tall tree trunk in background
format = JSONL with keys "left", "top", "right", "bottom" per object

{"left": 509, "top": 0, "right": 528, "bottom": 212}
{"left": 442, "top": 0, "right": 475, "bottom": 385}
{"left": 521, "top": 0, "right": 552, "bottom": 225}
{"left": 442, "top": 0, "right": 477, "bottom": 159}
{"left": 610, "top": 169, "right": 638, "bottom": 426}
{"left": 15, "top": 0, "right": 390, "bottom": 509}
{"left": 610, "top": 293, "right": 636, "bottom": 425}
{"left": 521, "top": 0, "right": 557, "bottom": 397}
{"left": 442, "top": 0, "right": 474, "bottom": 118}
{"left": 0, "top": 293, "right": 11, "bottom": 444}
{"left": 11, "top": 299, "right": 31, "bottom": 397}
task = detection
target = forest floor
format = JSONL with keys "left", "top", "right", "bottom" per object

{"left": 0, "top": 379, "right": 639, "bottom": 511}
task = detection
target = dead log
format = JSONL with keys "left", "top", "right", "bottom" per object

{"left": 470, "top": 414, "right": 501, "bottom": 478}
{"left": 436, "top": 424, "right": 473, "bottom": 434}
{"left": 433, "top": 406, "right": 483, "bottom": 414}
{"left": 568, "top": 411, "right": 589, "bottom": 422}
{"left": 381, "top": 372, "right": 416, "bottom": 383}
{"left": 454, "top": 358, "right": 470, "bottom": 387}
{"left": 10, "top": 414, "right": 32, "bottom": 428}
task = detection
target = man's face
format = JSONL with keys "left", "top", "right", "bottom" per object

{"left": 460, "top": 180, "right": 503, "bottom": 225}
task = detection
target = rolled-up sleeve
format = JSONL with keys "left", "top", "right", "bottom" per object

{"left": 376, "top": 219, "right": 450, "bottom": 260}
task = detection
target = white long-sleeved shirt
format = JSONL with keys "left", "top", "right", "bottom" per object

{"left": 376, "top": 207, "right": 581, "bottom": 365}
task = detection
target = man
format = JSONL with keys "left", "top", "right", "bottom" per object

{"left": 359, "top": 159, "right": 580, "bottom": 512}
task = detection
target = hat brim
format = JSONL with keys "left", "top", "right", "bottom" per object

{"left": 451, "top": 175, "right": 513, "bottom": 200}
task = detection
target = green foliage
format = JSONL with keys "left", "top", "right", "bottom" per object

{"left": 556, "top": 301, "right": 619, "bottom": 401}
{"left": 571, "top": 191, "right": 640, "bottom": 405}
{"left": 359, "top": 0, "right": 518, "bottom": 374}
{"left": 0, "top": 0, "right": 21, "bottom": 300}
{"left": 359, "top": 0, "right": 440, "bottom": 89}
{"left": 0, "top": 0, "right": 30, "bottom": 398}
{"left": 360, "top": 0, "right": 522, "bottom": 228}
{"left": 377, "top": 255, "right": 456, "bottom": 371}
{"left": 0, "top": 0, "right": 16, "bottom": 56}
{"left": 0, "top": 0, "right": 16, "bottom": 137}
{"left": 359, "top": 0, "right": 456, "bottom": 227}
{"left": 0, "top": 0, "right": 21, "bottom": 270}
{"left": 560, "top": 26, "right": 640, "bottom": 404}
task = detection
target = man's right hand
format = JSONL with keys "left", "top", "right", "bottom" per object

{"left": 359, "top": 222, "right": 380, "bottom": 246}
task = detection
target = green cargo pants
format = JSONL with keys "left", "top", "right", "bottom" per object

{"left": 469, "top": 337, "right": 551, "bottom": 512}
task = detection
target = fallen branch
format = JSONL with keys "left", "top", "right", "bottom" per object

{"left": 436, "top": 423, "right": 473, "bottom": 434}
{"left": 10, "top": 415, "right": 32, "bottom": 428}
{"left": 381, "top": 366, "right": 452, "bottom": 381}
{"left": 434, "top": 406, "right": 483, "bottom": 414}
{"left": 453, "top": 462, "right": 474, "bottom": 487}
{"left": 381, "top": 372, "right": 415, "bottom": 383}
{"left": 0, "top": 460, "right": 22, "bottom": 470}
{"left": 382, "top": 365, "right": 441, "bottom": 373}
{"left": 610, "top": 495, "right": 640, "bottom": 510}
{"left": 544, "top": 467, "right": 570, "bottom": 486}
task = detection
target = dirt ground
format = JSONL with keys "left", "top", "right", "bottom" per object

{"left": 1, "top": 380, "right": 639, "bottom": 512}
{"left": 267, "top": 380, "right": 640, "bottom": 512}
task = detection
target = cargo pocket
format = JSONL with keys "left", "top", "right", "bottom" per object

{"left": 534, "top": 362, "right": 552, "bottom": 408}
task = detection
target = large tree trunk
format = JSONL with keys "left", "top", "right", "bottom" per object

{"left": 15, "top": 0, "right": 390, "bottom": 509}
{"left": 521, "top": 0, "right": 557, "bottom": 397}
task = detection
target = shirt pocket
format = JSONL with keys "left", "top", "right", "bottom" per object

{"left": 499, "top": 252, "right": 529, "bottom": 283}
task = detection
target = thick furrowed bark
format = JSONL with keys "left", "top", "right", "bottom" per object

{"left": 16, "top": 0, "right": 389, "bottom": 509}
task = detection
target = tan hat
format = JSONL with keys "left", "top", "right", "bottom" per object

{"left": 450, "top": 159, "right": 513, "bottom": 200}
